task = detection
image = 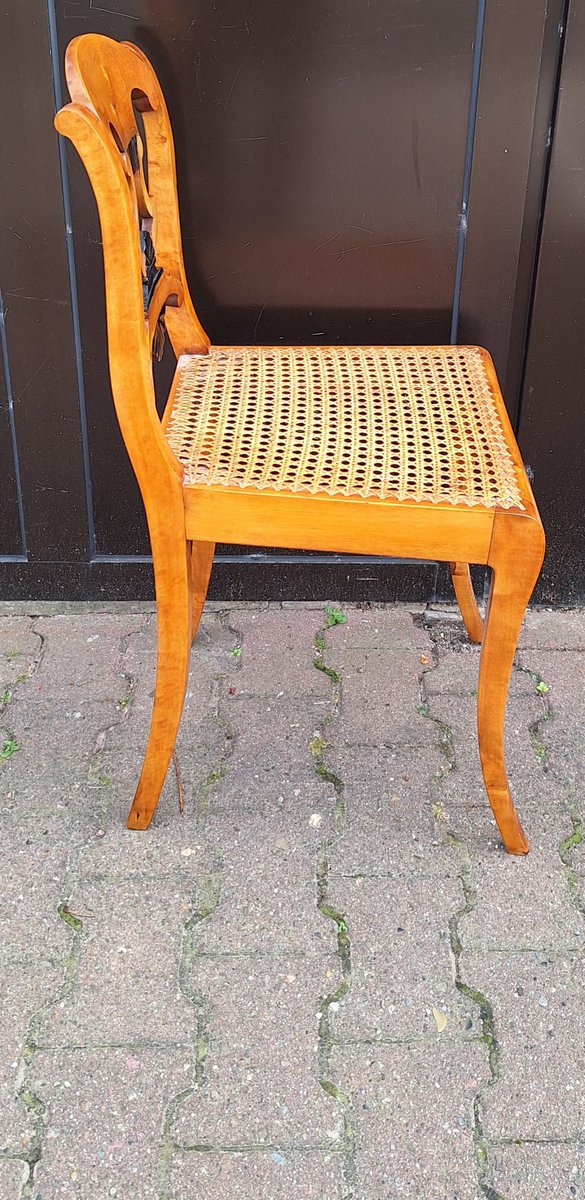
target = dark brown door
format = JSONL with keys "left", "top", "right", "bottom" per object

{"left": 516, "top": 0, "right": 585, "bottom": 606}
{"left": 0, "top": 0, "right": 566, "bottom": 600}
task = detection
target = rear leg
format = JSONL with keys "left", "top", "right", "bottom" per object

{"left": 450, "top": 561, "right": 483, "bottom": 644}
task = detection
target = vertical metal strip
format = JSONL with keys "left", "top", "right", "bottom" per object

{"left": 450, "top": 0, "right": 487, "bottom": 345}
{"left": 45, "top": 0, "right": 97, "bottom": 557}
{"left": 0, "top": 289, "right": 28, "bottom": 558}
{"left": 515, "top": 0, "right": 570, "bottom": 434}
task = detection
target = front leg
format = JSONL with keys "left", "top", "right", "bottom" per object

{"left": 477, "top": 513, "right": 545, "bottom": 854}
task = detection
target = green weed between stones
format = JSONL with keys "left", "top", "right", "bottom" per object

{"left": 324, "top": 603, "right": 346, "bottom": 628}
{"left": 1, "top": 739, "right": 19, "bottom": 761}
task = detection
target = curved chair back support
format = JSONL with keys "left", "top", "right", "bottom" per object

{"left": 55, "top": 35, "right": 208, "bottom": 489}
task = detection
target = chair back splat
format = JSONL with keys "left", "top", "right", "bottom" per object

{"left": 55, "top": 35, "right": 208, "bottom": 487}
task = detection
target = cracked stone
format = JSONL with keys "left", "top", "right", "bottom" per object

{"left": 332, "top": 1041, "right": 488, "bottom": 1198}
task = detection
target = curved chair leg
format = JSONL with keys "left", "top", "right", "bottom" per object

{"left": 450, "top": 561, "right": 483, "bottom": 643}
{"left": 127, "top": 526, "right": 192, "bottom": 830}
{"left": 189, "top": 540, "right": 215, "bottom": 643}
{"left": 477, "top": 514, "right": 545, "bottom": 854}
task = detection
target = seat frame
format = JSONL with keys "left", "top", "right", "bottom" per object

{"left": 55, "top": 34, "right": 545, "bottom": 852}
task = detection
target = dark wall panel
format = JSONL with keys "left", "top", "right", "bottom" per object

{"left": 458, "top": 0, "right": 562, "bottom": 422}
{"left": 0, "top": 2, "right": 89, "bottom": 567}
{"left": 518, "top": 0, "right": 585, "bottom": 605}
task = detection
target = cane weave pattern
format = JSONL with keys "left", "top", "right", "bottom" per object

{"left": 165, "top": 345, "right": 524, "bottom": 510}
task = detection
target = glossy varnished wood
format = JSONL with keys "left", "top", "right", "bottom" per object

{"left": 55, "top": 34, "right": 545, "bottom": 850}
{"left": 450, "top": 562, "right": 484, "bottom": 644}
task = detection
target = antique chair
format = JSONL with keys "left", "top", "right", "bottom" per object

{"left": 55, "top": 34, "right": 545, "bottom": 852}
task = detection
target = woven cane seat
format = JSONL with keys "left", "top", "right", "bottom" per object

{"left": 165, "top": 345, "right": 524, "bottom": 510}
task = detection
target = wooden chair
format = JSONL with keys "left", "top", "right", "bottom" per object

{"left": 55, "top": 34, "right": 545, "bottom": 853}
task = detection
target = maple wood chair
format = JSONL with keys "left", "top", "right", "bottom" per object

{"left": 55, "top": 34, "right": 545, "bottom": 853}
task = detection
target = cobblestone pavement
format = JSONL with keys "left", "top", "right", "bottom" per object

{"left": 0, "top": 600, "right": 584, "bottom": 1200}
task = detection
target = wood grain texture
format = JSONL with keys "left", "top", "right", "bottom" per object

{"left": 450, "top": 562, "right": 484, "bottom": 643}
{"left": 479, "top": 512, "right": 546, "bottom": 853}
{"left": 55, "top": 34, "right": 546, "bottom": 849}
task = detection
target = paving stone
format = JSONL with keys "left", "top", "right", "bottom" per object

{"left": 209, "top": 697, "right": 328, "bottom": 811}
{"left": 323, "top": 605, "right": 427, "bottom": 653}
{"left": 33, "top": 614, "right": 144, "bottom": 701}
{"left": 0, "top": 822, "right": 70, "bottom": 962}
{"left": 332, "top": 1041, "right": 487, "bottom": 1198}
{"left": 465, "top": 952, "right": 585, "bottom": 1141}
{"left": 77, "top": 824, "right": 209, "bottom": 883}
{"left": 0, "top": 961, "right": 63, "bottom": 1157}
{"left": 1, "top": 606, "right": 584, "bottom": 1200}
{"left": 102, "top": 716, "right": 223, "bottom": 818}
{"left": 460, "top": 837, "right": 582, "bottom": 951}
{"left": 31, "top": 1047, "right": 188, "bottom": 1199}
{"left": 195, "top": 817, "right": 334, "bottom": 956}
{"left": 325, "top": 746, "right": 444, "bottom": 873}
{"left": 431, "top": 765, "right": 577, "bottom": 869}
{"left": 328, "top": 862, "right": 479, "bottom": 1042}
{"left": 168, "top": 1149, "right": 344, "bottom": 1199}
{"left": 519, "top": 608, "right": 585, "bottom": 650}
{"left": 0, "top": 615, "right": 41, "bottom": 689}
{"left": 517, "top": 650, "right": 585, "bottom": 784}
{"left": 175, "top": 958, "right": 339, "bottom": 1147}
{"left": 490, "top": 1141, "right": 585, "bottom": 1199}
{"left": 333, "top": 646, "right": 436, "bottom": 747}
{"left": 420, "top": 691, "right": 546, "bottom": 810}
{"left": 1, "top": 697, "right": 122, "bottom": 790}
{"left": 0, "top": 1158, "right": 26, "bottom": 1195}
{"left": 42, "top": 878, "right": 195, "bottom": 1047}
{"left": 225, "top": 609, "right": 330, "bottom": 697}
{"left": 424, "top": 645, "right": 538, "bottom": 698}
{"left": 118, "top": 645, "right": 224, "bottom": 748}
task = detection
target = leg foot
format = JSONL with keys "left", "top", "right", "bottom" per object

{"left": 477, "top": 515, "right": 545, "bottom": 854}
{"left": 450, "top": 561, "right": 483, "bottom": 643}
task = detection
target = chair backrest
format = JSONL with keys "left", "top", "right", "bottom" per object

{"left": 55, "top": 35, "right": 208, "bottom": 485}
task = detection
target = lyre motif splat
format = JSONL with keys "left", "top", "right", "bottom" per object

{"left": 122, "top": 127, "right": 167, "bottom": 358}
